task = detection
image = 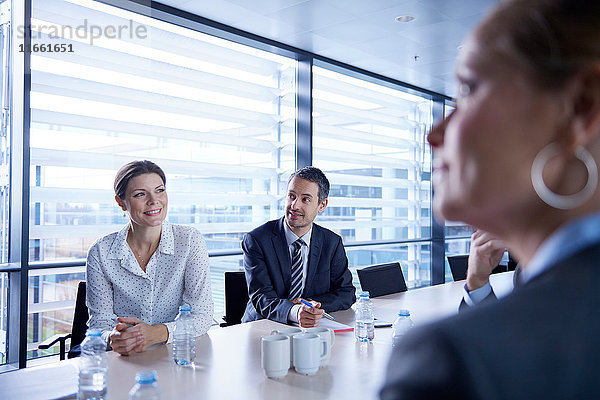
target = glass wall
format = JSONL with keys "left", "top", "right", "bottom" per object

{"left": 26, "top": 0, "right": 296, "bottom": 358}
{"left": 0, "top": 0, "right": 10, "bottom": 264}
{"left": 27, "top": 267, "right": 85, "bottom": 358}
{"left": 0, "top": 272, "right": 6, "bottom": 364}
{"left": 0, "top": 0, "right": 11, "bottom": 367}
{"left": 30, "top": 0, "right": 296, "bottom": 262}
{"left": 2, "top": 0, "right": 454, "bottom": 366}
{"left": 312, "top": 64, "right": 433, "bottom": 287}
{"left": 445, "top": 237, "right": 471, "bottom": 282}
{"left": 346, "top": 242, "right": 432, "bottom": 289}
{"left": 440, "top": 102, "right": 473, "bottom": 235}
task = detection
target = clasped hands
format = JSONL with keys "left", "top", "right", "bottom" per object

{"left": 109, "top": 317, "right": 168, "bottom": 356}
{"left": 291, "top": 298, "right": 324, "bottom": 328}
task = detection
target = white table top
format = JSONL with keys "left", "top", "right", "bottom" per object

{"left": 0, "top": 272, "right": 513, "bottom": 400}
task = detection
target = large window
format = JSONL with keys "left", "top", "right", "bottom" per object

{"left": 0, "top": 0, "right": 11, "bottom": 366}
{"left": 0, "top": 272, "right": 6, "bottom": 364}
{"left": 30, "top": 0, "right": 296, "bottom": 262}
{"left": 440, "top": 101, "right": 474, "bottom": 279}
{"left": 27, "top": 0, "right": 296, "bottom": 358}
{"left": 1, "top": 0, "right": 453, "bottom": 366}
{"left": 0, "top": 0, "right": 10, "bottom": 264}
{"left": 312, "top": 64, "right": 433, "bottom": 287}
{"left": 28, "top": 267, "right": 85, "bottom": 359}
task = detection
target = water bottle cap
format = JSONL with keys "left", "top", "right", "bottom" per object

{"left": 179, "top": 304, "right": 191, "bottom": 312}
{"left": 85, "top": 328, "right": 102, "bottom": 337}
{"left": 359, "top": 291, "right": 370, "bottom": 298}
{"left": 136, "top": 370, "right": 157, "bottom": 384}
{"left": 398, "top": 309, "right": 410, "bottom": 317}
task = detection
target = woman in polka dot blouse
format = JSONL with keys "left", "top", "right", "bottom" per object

{"left": 86, "top": 160, "right": 214, "bottom": 355}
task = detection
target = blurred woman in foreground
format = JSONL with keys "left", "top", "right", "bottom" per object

{"left": 381, "top": 0, "right": 600, "bottom": 398}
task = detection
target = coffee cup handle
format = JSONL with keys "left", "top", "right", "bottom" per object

{"left": 270, "top": 330, "right": 278, "bottom": 335}
{"left": 320, "top": 337, "right": 330, "bottom": 361}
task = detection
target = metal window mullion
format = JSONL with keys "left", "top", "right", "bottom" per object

{"left": 6, "top": 0, "right": 31, "bottom": 369}
{"left": 431, "top": 97, "right": 446, "bottom": 286}
{"left": 430, "top": 96, "right": 445, "bottom": 285}
{"left": 296, "top": 55, "right": 312, "bottom": 169}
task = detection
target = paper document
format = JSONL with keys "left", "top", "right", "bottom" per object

{"left": 318, "top": 318, "right": 353, "bottom": 332}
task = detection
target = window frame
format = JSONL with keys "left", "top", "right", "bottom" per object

{"left": 3, "top": 0, "right": 453, "bottom": 369}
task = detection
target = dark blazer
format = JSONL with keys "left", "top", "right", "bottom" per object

{"left": 381, "top": 242, "right": 600, "bottom": 400}
{"left": 241, "top": 217, "right": 356, "bottom": 324}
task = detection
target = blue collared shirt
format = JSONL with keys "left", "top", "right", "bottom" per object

{"left": 464, "top": 212, "right": 600, "bottom": 305}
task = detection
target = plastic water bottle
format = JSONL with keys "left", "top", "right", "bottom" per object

{"left": 129, "top": 370, "right": 162, "bottom": 400}
{"left": 355, "top": 291, "right": 375, "bottom": 342}
{"left": 392, "top": 309, "right": 414, "bottom": 347}
{"left": 173, "top": 304, "right": 195, "bottom": 365}
{"left": 78, "top": 328, "right": 108, "bottom": 400}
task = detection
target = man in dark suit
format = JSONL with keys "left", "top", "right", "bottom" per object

{"left": 241, "top": 166, "right": 356, "bottom": 327}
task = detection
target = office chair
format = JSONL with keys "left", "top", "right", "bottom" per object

{"left": 356, "top": 262, "right": 408, "bottom": 298}
{"left": 447, "top": 255, "right": 507, "bottom": 282}
{"left": 220, "top": 271, "right": 249, "bottom": 327}
{"left": 38, "top": 281, "right": 88, "bottom": 360}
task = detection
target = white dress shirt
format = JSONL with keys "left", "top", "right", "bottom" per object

{"left": 86, "top": 220, "right": 213, "bottom": 345}
{"left": 283, "top": 222, "right": 312, "bottom": 323}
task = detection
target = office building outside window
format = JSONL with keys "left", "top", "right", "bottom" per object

{"left": 312, "top": 64, "right": 433, "bottom": 288}
{"left": 0, "top": 0, "right": 10, "bottom": 365}
{"left": 441, "top": 101, "right": 474, "bottom": 280}
{"left": 0, "top": 0, "right": 452, "bottom": 366}
{"left": 28, "top": 0, "right": 296, "bottom": 359}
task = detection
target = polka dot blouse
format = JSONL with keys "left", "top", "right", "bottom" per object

{"left": 86, "top": 220, "right": 213, "bottom": 344}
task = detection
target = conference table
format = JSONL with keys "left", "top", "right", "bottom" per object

{"left": 1, "top": 272, "right": 513, "bottom": 400}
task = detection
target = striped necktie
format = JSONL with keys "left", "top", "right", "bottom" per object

{"left": 288, "top": 239, "right": 305, "bottom": 300}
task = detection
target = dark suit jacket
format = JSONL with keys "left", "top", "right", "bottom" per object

{"left": 381, "top": 242, "right": 600, "bottom": 400}
{"left": 241, "top": 217, "right": 356, "bottom": 324}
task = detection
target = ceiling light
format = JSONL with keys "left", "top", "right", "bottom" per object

{"left": 395, "top": 15, "right": 415, "bottom": 23}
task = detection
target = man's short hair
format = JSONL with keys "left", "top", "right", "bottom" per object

{"left": 288, "top": 166, "right": 330, "bottom": 203}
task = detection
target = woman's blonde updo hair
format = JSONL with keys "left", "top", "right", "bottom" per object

{"left": 476, "top": 0, "right": 600, "bottom": 89}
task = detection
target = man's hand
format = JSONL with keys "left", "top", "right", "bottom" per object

{"left": 292, "top": 298, "right": 324, "bottom": 328}
{"left": 109, "top": 317, "right": 167, "bottom": 356}
{"left": 466, "top": 230, "right": 506, "bottom": 291}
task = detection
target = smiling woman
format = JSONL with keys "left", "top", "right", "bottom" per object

{"left": 85, "top": 160, "right": 213, "bottom": 356}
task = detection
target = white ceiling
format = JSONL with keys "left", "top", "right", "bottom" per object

{"left": 157, "top": 0, "right": 499, "bottom": 98}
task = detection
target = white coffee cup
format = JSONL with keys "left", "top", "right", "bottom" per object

{"left": 261, "top": 334, "right": 290, "bottom": 379}
{"left": 292, "top": 333, "right": 330, "bottom": 375}
{"left": 271, "top": 327, "right": 302, "bottom": 368}
{"left": 305, "top": 327, "right": 335, "bottom": 366}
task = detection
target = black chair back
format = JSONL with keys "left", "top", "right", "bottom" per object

{"left": 357, "top": 262, "right": 407, "bottom": 298}
{"left": 38, "top": 280, "right": 89, "bottom": 359}
{"left": 221, "top": 271, "right": 249, "bottom": 327}
{"left": 448, "top": 255, "right": 469, "bottom": 281}
{"left": 448, "top": 255, "right": 508, "bottom": 282}
{"left": 68, "top": 281, "right": 89, "bottom": 358}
